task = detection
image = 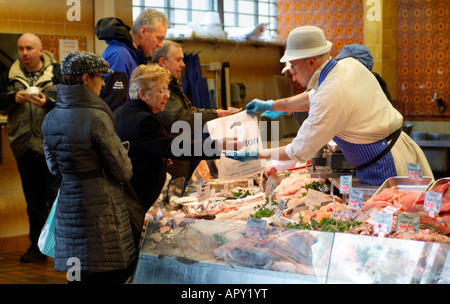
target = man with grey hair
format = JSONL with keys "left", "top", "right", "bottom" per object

{"left": 152, "top": 40, "right": 230, "bottom": 181}
{"left": 95, "top": 8, "right": 169, "bottom": 111}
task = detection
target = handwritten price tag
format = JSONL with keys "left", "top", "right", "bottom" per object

{"left": 340, "top": 175, "right": 352, "bottom": 194}
{"left": 348, "top": 189, "right": 363, "bottom": 210}
{"left": 246, "top": 217, "right": 267, "bottom": 238}
{"left": 197, "top": 186, "right": 211, "bottom": 202}
{"left": 406, "top": 162, "right": 423, "bottom": 180}
{"left": 374, "top": 213, "right": 393, "bottom": 237}
{"left": 423, "top": 191, "right": 442, "bottom": 217}
{"left": 274, "top": 199, "right": 286, "bottom": 220}
{"left": 396, "top": 213, "right": 419, "bottom": 234}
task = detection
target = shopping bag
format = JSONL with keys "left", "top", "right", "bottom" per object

{"left": 206, "top": 111, "right": 264, "bottom": 180}
{"left": 38, "top": 190, "right": 59, "bottom": 258}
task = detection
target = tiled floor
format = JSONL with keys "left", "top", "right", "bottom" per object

{"left": 0, "top": 249, "right": 67, "bottom": 284}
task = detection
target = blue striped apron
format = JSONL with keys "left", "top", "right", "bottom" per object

{"left": 318, "top": 59, "right": 397, "bottom": 186}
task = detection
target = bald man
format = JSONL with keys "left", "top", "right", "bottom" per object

{"left": 0, "top": 33, "right": 61, "bottom": 263}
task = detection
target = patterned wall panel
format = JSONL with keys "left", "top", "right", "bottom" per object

{"left": 277, "top": 0, "right": 364, "bottom": 93}
{"left": 38, "top": 35, "right": 87, "bottom": 63}
{"left": 397, "top": 0, "right": 449, "bottom": 121}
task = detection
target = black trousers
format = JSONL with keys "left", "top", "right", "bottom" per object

{"left": 16, "top": 148, "right": 61, "bottom": 248}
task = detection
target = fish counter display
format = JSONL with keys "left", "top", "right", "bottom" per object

{"left": 135, "top": 164, "right": 450, "bottom": 283}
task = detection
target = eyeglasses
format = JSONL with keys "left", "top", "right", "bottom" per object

{"left": 290, "top": 58, "right": 309, "bottom": 73}
{"left": 152, "top": 88, "right": 170, "bottom": 96}
{"left": 92, "top": 74, "right": 107, "bottom": 81}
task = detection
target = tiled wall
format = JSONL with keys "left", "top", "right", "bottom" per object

{"left": 277, "top": 0, "right": 364, "bottom": 94}
{"left": 397, "top": 0, "right": 449, "bottom": 121}
{"left": 277, "top": 0, "right": 364, "bottom": 56}
{"left": 277, "top": 0, "right": 449, "bottom": 132}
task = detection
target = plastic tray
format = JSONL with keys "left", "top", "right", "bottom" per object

{"left": 427, "top": 178, "right": 450, "bottom": 192}
{"left": 373, "top": 176, "right": 434, "bottom": 196}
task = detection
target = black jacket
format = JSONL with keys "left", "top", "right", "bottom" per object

{"left": 43, "top": 84, "right": 142, "bottom": 273}
{"left": 155, "top": 78, "right": 219, "bottom": 179}
{"left": 115, "top": 98, "right": 220, "bottom": 211}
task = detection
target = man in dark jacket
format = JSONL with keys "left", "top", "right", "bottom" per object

{"left": 95, "top": 8, "right": 169, "bottom": 112}
{"left": 0, "top": 33, "right": 61, "bottom": 263}
{"left": 152, "top": 40, "right": 231, "bottom": 181}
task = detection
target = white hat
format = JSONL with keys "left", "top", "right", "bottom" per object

{"left": 281, "top": 62, "right": 291, "bottom": 73}
{"left": 280, "top": 26, "right": 332, "bottom": 63}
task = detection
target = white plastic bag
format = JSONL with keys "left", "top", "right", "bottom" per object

{"left": 206, "top": 111, "right": 264, "bottom": 180}
{"left": 38, "top": 190, "right": 59, "bottom": 258}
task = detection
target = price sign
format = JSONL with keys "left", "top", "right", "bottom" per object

{"left": 248, "top": 177, "right": 254, "bottom": 189}
{"left": 374, "top": 213, "right": 393, "bottom": 237}
{"left": 380, "top": 205, "right": 400, "bottom": 214}
{"left": 274, "top": 199, "right": 286, "bottom": 220}
{"left": 224, "top": 183, "right": 229, "bottom": 195}
{"left": 396, "top": 213, "right": 419, "bottom": 234}
{"left": 423, "top": 191, "right": 442, "bottom": 217}
{"left": 348, "top": 189, "right": 363, "bottom": 210}
{"left": 210, "top": 188, "right": 216, "bottom": 205}
{"left": 246, "top": 217, "right": 267, "bottom": 238}
{"left": 339, "top": 175, "right": 352, "bottom": 194}
{"left": 197, "top": 185, "right": 211, "bottom": 202}
{"left": 248, "top": 177, "right": 255, "bottom": 195}
{"left": 406, "top": 162, "right": 423, "bottom": 180}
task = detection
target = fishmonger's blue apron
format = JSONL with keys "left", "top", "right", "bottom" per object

{"left": 318, "top": 59, "right": 397, "bottom": 186}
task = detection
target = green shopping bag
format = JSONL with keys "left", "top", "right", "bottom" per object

{"left": 38, "top": 190, "right": 59, "bottom": 258}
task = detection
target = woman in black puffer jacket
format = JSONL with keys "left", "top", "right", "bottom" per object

{"left": 42, "top": 51, "right": 143, "bottom": 284}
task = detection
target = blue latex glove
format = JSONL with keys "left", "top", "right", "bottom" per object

{"left": 261, "top": 110, "right": 288, "bottom": 119}
{"left": 246, "top": 99, "right": 273, "bottom": 114}
{"left": 225, "top": 150, "right": 258, "bottom": 162}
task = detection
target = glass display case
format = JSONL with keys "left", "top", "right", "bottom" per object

{"left": 132, "top": 216, "right": 449, "bottom": 284}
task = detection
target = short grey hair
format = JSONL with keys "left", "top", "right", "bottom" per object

{"left": 131, "top": 8, "right": 170, "bottom": 34}
{"left": 128, "top": 64, "right": 171, "bottom": 100}
{"left": 152, "top": 40, "right": 182, "bottom": 64}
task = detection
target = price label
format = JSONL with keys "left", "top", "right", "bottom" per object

{"left": 246, "top": 217, "right": 267, "bottom": 238}
{"left": 274, "top": 199, "right": 286, "bottom": 219}
{"left": 374, "top": 212, "right": 393, "bottom": 237}
{"left": 396, "top": 213, "right": 419, "bottom": 234}
{"left": 380, "top": 205, "right": 400, "bottom": 214}
{"left": 348, "top": 189, "right": 363, "bottom": 210}
{"left": 340, "top": 175, "right": 352, "bottom": 194}
{"left": 406, "top": 162, "right": 423, "bottom": 180}
{"left": 197, "top": 185, "right": 211, "bottom": 202}
{"left": 210, "top": 188, "right": 216, "bottom": 204}
{"left": 224, "top": 183, "right": 229, "bottom": 194}
{"left": 248, "top": 178, "right": 254, "bottom": 189}
{"left": 423, "top": 191, "right": 442, "bottom": 217}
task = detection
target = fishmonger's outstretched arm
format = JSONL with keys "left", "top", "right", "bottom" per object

{"left": 272, "top": 90, "right": 311, "bottom": 113}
